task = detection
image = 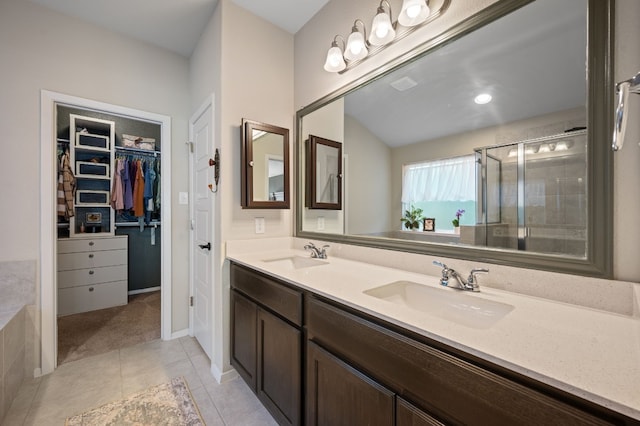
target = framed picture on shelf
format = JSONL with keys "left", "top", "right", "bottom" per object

{"left": 85, "top": 212, "right": 102, "bottom": 224}
{"left": 423, "top": 218, "right": 435, "bottom": 232}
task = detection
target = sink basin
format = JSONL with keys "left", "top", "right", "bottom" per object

{"left": 263, "top": 256, "right": 328, "bottom": 270}
{"left": 364, "top": 281, "right": 513, "bottom": 329}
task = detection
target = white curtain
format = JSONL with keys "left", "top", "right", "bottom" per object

{"left": 401, "top": 155, "right": 476, "bottom": 203}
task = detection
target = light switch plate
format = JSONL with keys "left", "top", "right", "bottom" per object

{"left": 179, "top": 192, "right": 189, "bottom": 205}
{"left": 317, "top": 217, "right": 325, "bottom": 230}
{"left": 255, "top": 217, "right": 265, "bottom": 234}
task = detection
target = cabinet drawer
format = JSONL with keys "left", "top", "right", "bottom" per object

{"left": 230, "top": 263, "right": 302, "bottom": 326}
{"left": 58, "top": 236, "right": 127, "bottom": 254}
{"left": 58, "top": 249, "right": 127, "bottom": 271}
{"left": 57, "top": 265, "right": 127, "bottom": 289}
{"left": 58, "top": 280, "right": 127, "bottom": 316}
{"left": 306, "top": 297, "right": 612, "bottom": 426}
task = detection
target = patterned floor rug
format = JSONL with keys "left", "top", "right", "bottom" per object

{"left": 65, "top": 377, "right": 204, "bottom": 425}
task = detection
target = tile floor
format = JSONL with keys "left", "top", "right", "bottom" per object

{"left": 2, "top": 337, "right": 277, "bottom": 425}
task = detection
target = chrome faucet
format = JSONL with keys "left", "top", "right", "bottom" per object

{"left": 304, "top": 242, "right": 330, "bottom": 259}
{"left": 433, "top": 260, "right": 489, "bottom": 292}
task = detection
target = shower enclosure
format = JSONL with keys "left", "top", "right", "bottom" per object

{"left": 474, "top": 129, "right": 587, "bottom": 257}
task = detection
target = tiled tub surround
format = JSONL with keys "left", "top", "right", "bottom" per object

{"left": 226, "top": 237, "right": 640, "bottom": 420}
{"left": 0, "top": 260, "right": 37, "bottom": 423}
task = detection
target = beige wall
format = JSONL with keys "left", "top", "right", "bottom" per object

{"left": 190, "top": 0, "right": 294, "bottom": 378}
{"left": 344, "top": 115, "right": 393, "bottom": 235}
{"left": 0, "top": 0, "right": 191, "bottom": 332}
{"left": 295, "top": 0, "right": 640, "bottom": 282}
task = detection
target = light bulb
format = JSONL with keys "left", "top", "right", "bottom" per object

{"left": 324, "top": 43, "right": 346, "bottom": 73}
{"left": 398, "top": 0, "right": 430, "bottom": 27}
{"left": 345, "top": 28, "right": 368, "bottom": 61}
{"left": 407, "top": 4, "right": 421, "bottom": 18}
{"left": 369, "top": 8, "right": 396, "bottom": 46}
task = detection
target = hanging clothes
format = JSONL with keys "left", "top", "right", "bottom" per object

{"left": 122, "top": 158, "right": 133, "bottom": 210}
{"left": 59, "top": 151, "right": 76, "bottom": 219}
{"left": 143, "top": 159, "right": 156, "bottom": 224}
{"left": 111, "top": 158, "right": 125, "bottom": 210}
{"left": 133, "top": 159, "right": 145, "bottom": 217}
{"left": 154, "top": 159, "right": 161, "bottom": 211}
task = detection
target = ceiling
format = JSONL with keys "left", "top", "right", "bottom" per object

{"left": 27, "top": 0, "right": 328, "bottom": 57}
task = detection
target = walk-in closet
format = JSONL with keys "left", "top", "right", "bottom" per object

{"left": 55, "top": 104, "right": 163, "bottom": 364}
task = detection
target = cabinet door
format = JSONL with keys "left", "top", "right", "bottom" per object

{"left": 230, "top": 290, "right": 257, "bottom": 389}
{"left": 397, "top": 397, "right": 445, "bottom": 426}
{"left": 306, "top": 341, "right": 394, "bottom": 426}
{"left": 257, "top": 307, "right": 301, "bottom": 426}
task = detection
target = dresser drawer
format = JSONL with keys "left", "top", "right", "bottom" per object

{"left": 58, "top": 280, "right": 127, "bottom": 316}
{"left": 57, "top": 265, "right": 127, "bottom": 289}
{"left": 58, "top": 236, "right": 127, "bottom": 254}
{"left": 58, "top": 249, "right": 127, "bottom": 271}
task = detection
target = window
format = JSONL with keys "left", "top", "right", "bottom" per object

{"left": 401, "top": 155, "right": 476, "bottom": 231}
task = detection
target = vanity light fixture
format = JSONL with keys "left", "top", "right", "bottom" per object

{"left": 398, "top": 0, "right": 430, "bottom": 27}
{"left": 474, "top": 93, "right": 492, "bottom": 104}
{"left": 369, "top": 1, "right": 396, "bottom": 46}
{"left": 345, "top": 20, "right": 369, "bottom": 61}
{"left": 323, "top": 35, "right": 347, "bottom": 72}
{"left": 323, "top": 0, "right": 451, "bottom": 74}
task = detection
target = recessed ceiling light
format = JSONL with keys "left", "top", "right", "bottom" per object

{"left": 474, "top": 93, "right": 492, "bottom": 104}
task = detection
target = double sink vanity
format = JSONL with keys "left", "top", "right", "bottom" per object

{"left": 227, "top": 239, "right": 640, "bottom": 425}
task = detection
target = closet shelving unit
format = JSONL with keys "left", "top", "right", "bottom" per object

{"left": 68, "top": 114, "right": 116, "bottom": 237}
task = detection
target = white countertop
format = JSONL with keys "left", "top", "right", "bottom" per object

{"left": 227, "top": 247, "right": 640, "bottom": 420}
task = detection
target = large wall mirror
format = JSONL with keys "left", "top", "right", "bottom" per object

{"left": 242, "top": 118, "right": 290, "bottom": 209}
{"left": 296, "top": 0, "right": 613, "bottom": 277}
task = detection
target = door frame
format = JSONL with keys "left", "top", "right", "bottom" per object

{"left": 40, "top": 90, "right": 173, "bottom": 375}
{"left": 187, "top": 95, "right": 215, "bottom": 353}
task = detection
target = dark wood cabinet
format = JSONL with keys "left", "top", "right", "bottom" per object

{"left": 257, "top": 307, "right": 301, "bottom": 426}
{"left": 396, "top": 398, "right": 445, "bottom": 426}
{"left": 230, "top": 262, "right": 639, "bottom": 426}
{"left": 306, "top": 340, "right": 394, "bottom": 426}
{"left": 230, "top": 290, "right": 257, "bottom": 389}
{"left": 230, "top": 263, "right": 302, "bottom": 426}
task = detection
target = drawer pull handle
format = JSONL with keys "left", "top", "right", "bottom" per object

{"left": 89, "top": 270, "right": 94, "bottom": 275}
{"left": 89, "top": 241, "right": 94, "bottom": 246}
{"left": 89, "top": 254, "right": 94, "bottom": 258}
{"left": 89, "top": 287, "right": 94, "bottom": 292}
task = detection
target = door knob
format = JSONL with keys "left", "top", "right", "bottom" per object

{"left": 198, "top": 242, "right": 211, "bottom": 251}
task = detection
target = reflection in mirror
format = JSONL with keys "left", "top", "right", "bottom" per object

{"left": 241, "top": 119, "right": 289, "bottom": 209}
{"left": 297, "top": 0, "right": 613, "bottom": 277}
{"left": 307, "top": 135, "right": 343, "bottom": 209}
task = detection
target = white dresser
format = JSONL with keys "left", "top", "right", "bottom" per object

{"left": 57, "top": 235, "right": 128, "bottom": 316}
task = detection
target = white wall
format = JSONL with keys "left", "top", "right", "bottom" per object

{"left": 295, "top": 0, "right": 640, "bottom": 282}
{"left": 189, "top": 0, "right": 294, "bottom": 379}
{"left": 0, "top": 0, "right": 192, "bottom": 331}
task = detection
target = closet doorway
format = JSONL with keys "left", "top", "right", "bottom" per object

{"left": 40, "top": 91, "right": 173, "bottom": 374}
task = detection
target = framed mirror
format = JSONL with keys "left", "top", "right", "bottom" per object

{"left": 241, "top": 118, "right": 290, "bottom": 209}
{"left": 307, "top": 135, "right": 343, "bottom": 210}
{"left": 296, "top": 0, "right": 613, "bottom": 277}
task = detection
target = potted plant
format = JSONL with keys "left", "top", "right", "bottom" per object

{"left": 401, "top": 205, "right": 425, "bottom": 230}
{"left": 452, "top": 209, "right": 465, "bottom": 233}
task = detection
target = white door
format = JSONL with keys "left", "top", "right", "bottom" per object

{"left": 190, "top": 101, "right": 214, "bottom": 359}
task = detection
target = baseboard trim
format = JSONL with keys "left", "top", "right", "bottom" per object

{"left": 170, "top": 328, "right": 190, "bottom": 340}
{"left": 128, "top": 286, "right": 161, "bottom": 295}
{"left": 212, "top": 364, "right": 238, "bottom": 384}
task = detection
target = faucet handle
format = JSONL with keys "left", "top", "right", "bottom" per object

{"left": 467, "top": 267, "right": 489, "bottom": 288}
{"left": 432, "top": 260, "right": 447, "bottom": 269}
